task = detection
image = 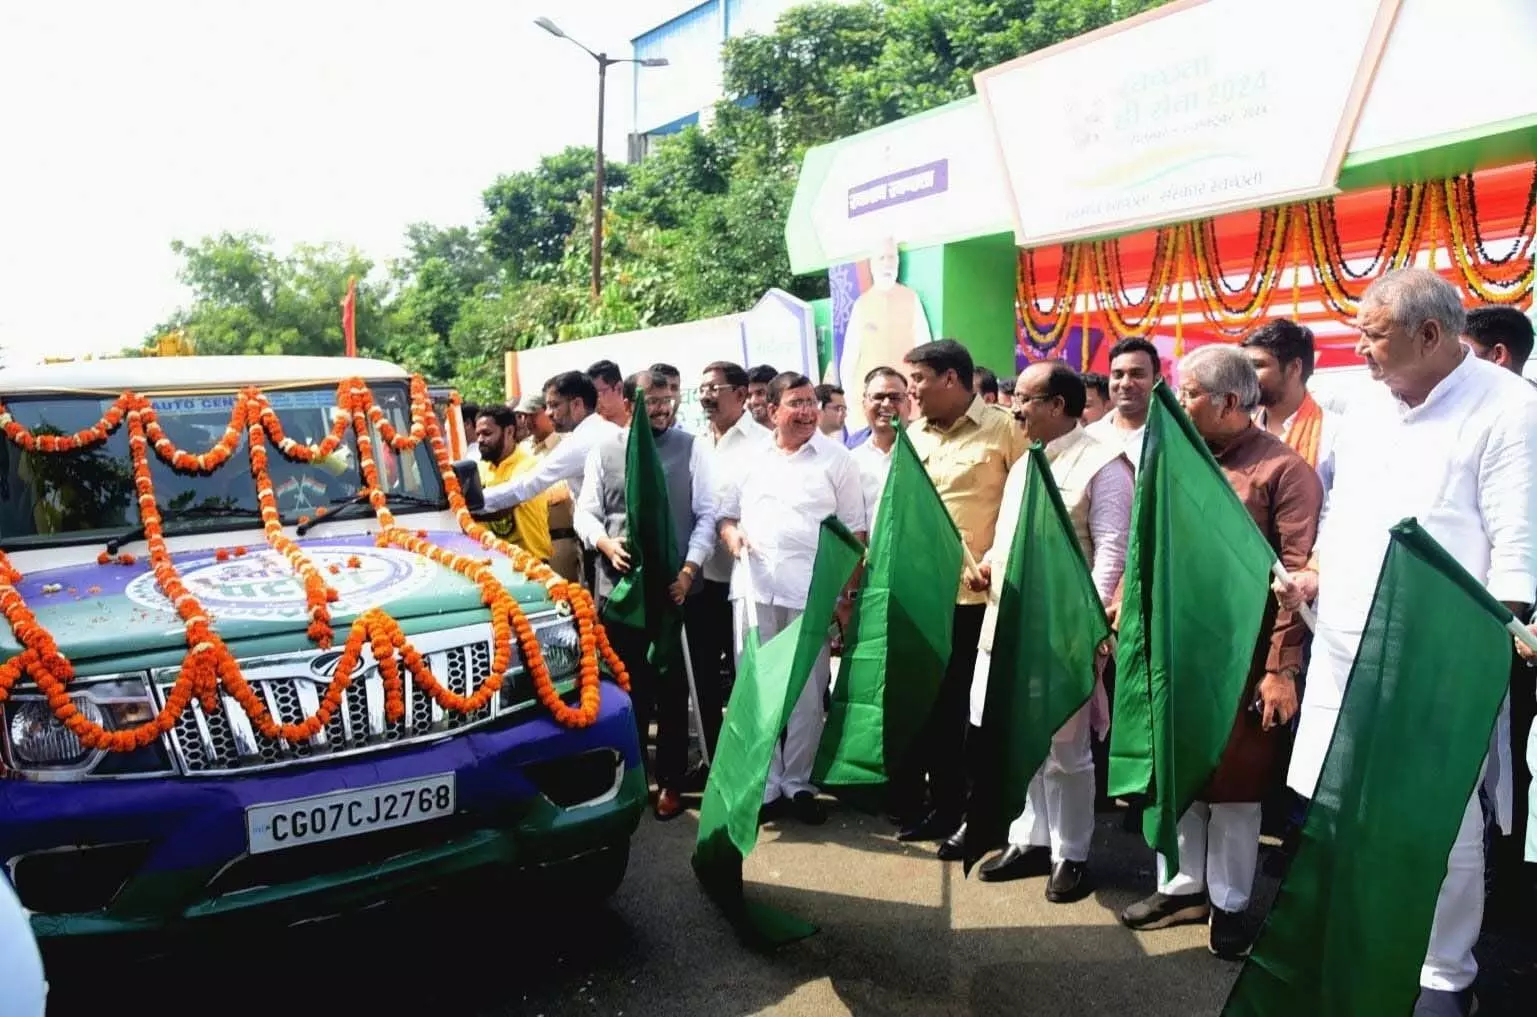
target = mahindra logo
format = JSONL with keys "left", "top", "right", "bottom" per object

{"left": 309, "top": 651, "right": 346, "bottom": 678}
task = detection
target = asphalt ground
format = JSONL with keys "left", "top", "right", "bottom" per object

{"left": 42, "top": 795, "right": 1536, "bottom": 1017}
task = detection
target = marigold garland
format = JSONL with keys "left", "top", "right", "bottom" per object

{"left": 0, "top": 374, "right": 629, "bottom": 752}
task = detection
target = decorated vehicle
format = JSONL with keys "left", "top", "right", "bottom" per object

{"left": 0, "top": 356, "right": 644, "bottom": 939}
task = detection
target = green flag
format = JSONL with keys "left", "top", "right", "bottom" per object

{"left": 1108, "top": 383, "right": 1276, "bottom": 862}
{"left": 964, "top": 445, "right": 1110, "bottom": 871}
{"left": 1224, "top": 521, "right": 1515, "bottom": 1017}
{"left": 600, "top": 391, "right": 681, "bottom": 668}
{"left": 692, "top": 517, "right": 864, "bottom": 945}
{"left": 813, "top": 427, "right": 963, "bottom": 791}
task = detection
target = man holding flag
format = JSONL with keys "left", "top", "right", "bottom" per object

{"left": 1116, "top": 346, "right": 1322, "bottom": 961}
{"left": 898, "top": 340, "right": 1029, "bottom": 846}
{"left": 716, "top": 372, "right": 867, "bottom": 824}
{"left": 966, "top": 361, "right": 1131, "bottom": 899}
{"left": 1274, "top": 269, "right": 1537, "bottom": 1016}
{"left": 574, "top": 372, "right": 720, "bottom": 821}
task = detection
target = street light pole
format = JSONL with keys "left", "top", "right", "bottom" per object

{"left": 533, "top": 18, "right": 668, "bottom": 301}
{"left": 592, "top": 54, "right": 608, "bottom": 300}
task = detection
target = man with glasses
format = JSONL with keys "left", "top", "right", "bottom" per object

{"left": 850, "top": 367, "right": 910, "bottom": 529}
{"left": 816, "top": 384, "right": 849, "bottom": 442}
{"left": 697, "top": 361, "right": 772, "bottom": 699}
{"left": 966, "top": 362, "right": 1131, "bottom": 902}
{"left": 575, "top": 372, "right": 720, "bottom": 821}
{"left": 717, "top": 372, "right": 867, "bottom": 824}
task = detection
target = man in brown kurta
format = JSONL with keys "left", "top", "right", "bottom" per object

{"left": 1117, "top": 345, "right": 1323, "bottom": 960}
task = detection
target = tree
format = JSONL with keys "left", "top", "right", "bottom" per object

{"left": 481, "top": 147, "right": 630, "bottom": 280}
{"left": 152, "top": 233, "right": 422, "bottom": 361}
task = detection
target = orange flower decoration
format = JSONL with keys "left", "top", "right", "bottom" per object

{"left": 0, "top": 374, "right": 627, "bottom": 751}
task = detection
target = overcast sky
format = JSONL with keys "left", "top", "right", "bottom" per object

{"left": 0, "top": 0, "right": 693, "bottom": 363}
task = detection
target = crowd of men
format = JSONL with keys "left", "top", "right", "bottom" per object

{"left": 457, "top": 268, "right": 1536, "bottom": 1017}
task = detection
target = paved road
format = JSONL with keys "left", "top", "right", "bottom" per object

{"left": 42, "top": 797, "right": 1536, "bottom": 1016}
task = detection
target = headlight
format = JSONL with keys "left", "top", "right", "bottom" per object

{"left": 534, "top": 617, "right": 581, "bottom": 679}
{"left": 2, "top": 676, "right": 174, "bottom": 779}
{"left": 498, "top": 616, "right": 581, "bottom": 712}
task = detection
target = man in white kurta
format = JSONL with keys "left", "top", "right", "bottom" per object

{"left": 1281, "top": 270, "right": 1537, "bottom": 1017}
{"left": 966, "top": 362, "right": 1131, "bottom": 902}
{"left": 0, "top": 874, "right": 46, "bottom": 1017}
{"left": 717, "top": 374, "right": 867, "bottom": 825}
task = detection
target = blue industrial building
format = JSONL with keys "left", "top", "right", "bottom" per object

{"left": 628, "top": 0, "right": 849, "bottom": 159}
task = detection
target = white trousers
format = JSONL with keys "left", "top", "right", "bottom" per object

{"left": 1006, "top": 703, "right": 1096, "bottom": 863}
{"left": 1156, "top": 801, "right": 1263, "bottom": 913}
{"left": 1420, "top": 790, "right": 1485, "bottom": 992}
{"left": 732, "top": 599, "right": 831, "bottom": 804}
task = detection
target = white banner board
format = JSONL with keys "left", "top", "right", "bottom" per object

{"left": 508, "top": 289, "right": 816, "bottom": 434}
{"left": 975, "top": 0, "right": 1400, "bottom": 247}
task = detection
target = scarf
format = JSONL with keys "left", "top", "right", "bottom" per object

{"left": 1283, "top": 393, "right": 1324, "bottom": 468}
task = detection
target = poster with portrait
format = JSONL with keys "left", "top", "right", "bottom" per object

{"left": 826, "top": 236, "right": 933, "bottom": 431}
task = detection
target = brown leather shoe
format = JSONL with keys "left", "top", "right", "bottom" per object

{"left": 654, "top": 789, "right": 685, "bottom": 821}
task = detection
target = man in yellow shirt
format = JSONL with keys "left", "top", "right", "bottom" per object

{"left": 896, "top": 339, "right": 1030, "bottom": 848}
{"left": 474, "top": 405, "right": 552, "bottom": 561}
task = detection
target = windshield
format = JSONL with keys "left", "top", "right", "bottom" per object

{"left": 0, "top": 381, "right": 445, "bottom": 550}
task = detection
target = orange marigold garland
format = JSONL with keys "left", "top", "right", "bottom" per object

{"left": 0, "top": 373, "right": 629, "bottom": 751}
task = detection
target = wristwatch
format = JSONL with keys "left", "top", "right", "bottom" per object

{"left": 681, "top": 562, "right": 700, "bottom": 578}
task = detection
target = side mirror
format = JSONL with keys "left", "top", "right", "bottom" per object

{"left": 452, "top": 459, "right": 485, "bottom": 513}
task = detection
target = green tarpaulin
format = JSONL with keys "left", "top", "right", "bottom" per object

{"left": 814, "top": 427, "right": 962, "bottom": 791}
{"left": 692, "top": 518, "right": 865, "bottom": 945}
{"left": 1224, "top": 521, "right": 1516, "bottom": 1017}
{"left": 1108, "top": 383, "right": 1276, "bottom": 862}
{"left": 965, "top": 445, "right": 1110, "bottom": 871}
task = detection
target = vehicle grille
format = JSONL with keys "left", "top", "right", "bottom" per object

{"left": 162, "top": 625, "right": 506, "bottom": 775}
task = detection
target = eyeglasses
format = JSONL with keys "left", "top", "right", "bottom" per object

{"left": 697, "top": 383, "right": 740, "bottom": 396}
{"left": 643, "top": 396, "right": 678, "bottom": 410}
{"left": 779, "top": 398, "right": 819, "bottom": 411}
{"left": 866, "top": 392, "right": 907, "bottom": 403}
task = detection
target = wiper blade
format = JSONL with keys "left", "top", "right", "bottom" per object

{"left": 105, "top": 507, "right": 264, "bottom": 555}
{"left": 295, "top": 492, "right": 443, "bottom": 537}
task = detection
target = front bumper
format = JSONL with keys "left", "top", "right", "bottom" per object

{"left": 0, "top": 684, "right": 644, "bottom": 938}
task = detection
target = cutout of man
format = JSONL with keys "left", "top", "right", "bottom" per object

{"left": 836, "top": 236, "right": 933, "bottom": 430}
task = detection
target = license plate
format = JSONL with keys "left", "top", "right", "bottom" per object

{"left": 246, "top": 774, "right": 456, "bottom": 855}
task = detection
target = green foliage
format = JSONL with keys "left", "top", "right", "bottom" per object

{"left": 150, "top": 0, "right": 1167, "bottom": 396}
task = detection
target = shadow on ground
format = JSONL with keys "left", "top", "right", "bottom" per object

{"left": 40, "top": 801, "right": 1535, "bottom": 1017}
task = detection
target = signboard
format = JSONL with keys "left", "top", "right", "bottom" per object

{"left": 785, "top": 98, "right": 1014, "bottom": 274}
{"left": 975, "top": 0, "right": 1401, "bottom": 247}
{"left": 1343, "top": 0, "right": 1537, "bottom": 184}
{"left": 507, "top": 289, "right": 816, "bottom": 434}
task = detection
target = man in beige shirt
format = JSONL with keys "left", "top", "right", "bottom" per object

{"left": 896, "top": 339, "right": 1030, "bottom": 845}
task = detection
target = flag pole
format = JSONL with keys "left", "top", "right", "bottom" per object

{"left": 679, "top": 621, "right": 712, "bottom": 767}
{"left": 1269, "top": 561, "right": 1319, "bottom": 631}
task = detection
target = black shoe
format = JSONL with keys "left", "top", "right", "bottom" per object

{"left": 1208, "top": 906, "right": 1251, "bottom": 960}
{"left": 896, "top": 810, "right": 961, "bottom": 843}
{"left": 935, "top": 822, "right": 968, "bottom": 861}
{"left": 977, "top": 844, "right": 1051, "bottom": 883}
{"left": 1118, "top": 891, "right": 1210, "bottom": 930}
{"left": 759, "top": 797, "right": 786, "bottom": 826}
{"left": 789, "top": 790, "right": 826, "bottom": 826}
{"left": 1413, "top": 988, "right": 1478, "bottom": 1017}
{"left": 1045, "top": 860, "right": 1089, "bottom": 903}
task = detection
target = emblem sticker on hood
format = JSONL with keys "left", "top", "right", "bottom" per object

{"left": 124, "top": 546, "right": 435, "bottom": 622}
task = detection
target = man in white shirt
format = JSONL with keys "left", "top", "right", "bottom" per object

{"left": 1243, "top": 318, "right": 1337, "bottom": 480}
{"left": 697, "top": 361, "right": 773, "bottom": 700}
{"left": 574, "top": 372, "right": 719, "bottom": 821}
{"left": 479, "top": 371, "right": 621, "bottom": 515}
{"left": 966, "top": 361, "right": 1132, "bottom": 901}
{"left": 1086, "top": 337, "right": 1162, "bottom": 475}
{"left": 717, "top": 372, "right": 867, "bottom": 824}
{"left": 1277, "top": 269, "right": 1537, "bottom": 1017}
{"left": 849, "top": 367, "right": 910, "bottom": 528}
